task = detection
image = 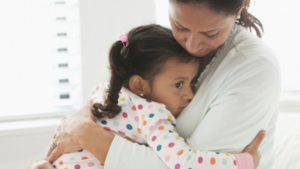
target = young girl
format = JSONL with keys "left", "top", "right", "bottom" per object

{"left": 52, "top": 24, "right": 254, "bottom": 169}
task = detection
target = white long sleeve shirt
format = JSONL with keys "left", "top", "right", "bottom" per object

{"left": 104, "top": 25, "right": 281, "bottom": 169}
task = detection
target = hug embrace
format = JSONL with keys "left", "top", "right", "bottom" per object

{"left": 28, "top": 0, "right": 280, "bottom": 169}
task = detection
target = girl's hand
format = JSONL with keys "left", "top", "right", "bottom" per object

{"left": 27, "top": 158, "right": 54, "bottom": 169}
{"left": 47, "top": 100, "right": 97, "bottom": 163}
{"left": 243, "top": 130, "right": 266, "bottom": 169}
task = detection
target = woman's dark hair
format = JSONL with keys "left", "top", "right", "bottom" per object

{"left": 170, "top": 0, "right": 264, "bottom": 38}
{"left": 92, "top": 24, "right": 198, "bottom": 119}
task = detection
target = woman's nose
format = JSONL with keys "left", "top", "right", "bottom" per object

{"left": 185, "top": 34, "right": 203, "bottom": 54}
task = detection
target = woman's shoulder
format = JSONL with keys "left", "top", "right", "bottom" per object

{"left": 231, "top": 25, "right": 278, "bottom": 62}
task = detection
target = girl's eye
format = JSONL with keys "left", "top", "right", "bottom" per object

{"left": 174, "top": 82, "right": 183, "bottom": 88}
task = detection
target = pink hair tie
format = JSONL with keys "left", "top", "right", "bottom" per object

{"left": 119, "top": 34, "right": 129, "bottom": 47}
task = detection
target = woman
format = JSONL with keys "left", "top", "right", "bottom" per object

{"left": 28, "top": 0, "right": 280, "bottom": 168}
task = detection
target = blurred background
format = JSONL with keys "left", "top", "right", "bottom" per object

{"left": 0, "top": 0, "right": 299, "bottom": 168}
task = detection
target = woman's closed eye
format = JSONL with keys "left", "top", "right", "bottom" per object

{"left": 174, "top": 82, "right": 183, "bottom": 88}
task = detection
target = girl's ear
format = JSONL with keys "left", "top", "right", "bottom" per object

{"left": 129, "top": 75, "right": 151, "bottom": 97}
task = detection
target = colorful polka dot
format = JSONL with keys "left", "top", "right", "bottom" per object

{"left": 138, "top": 104, "right": 143, "bottom": 110}
{"left": 122, "top": 112, "right": 128, "bottom": 118}
{"left": 175, "top": 136, "right": 180, "bottom": 139}
{"left": 113, "top": 121, "right": 119, "bottom": 126}
{"left": 158, "top": 126, "right": 164, "bottom": 130}
{"left": 172, "top": 124, "right": 176, "bottom": 127}
{"left": 216, "top": 151, "right": 220, "bottom": 155}
{"left": 205, "top": 150, "right": 208, "bottom": 154}
{"left": 173, "top": 127, "right": 176, "bottom": 132}
{"left": 148, "top": 105, "right": 154, "bottom": 109}
{"left": 81, "top": 156, "right": 88, "bottom": 160}
{"left": 158, "top": 108, "right": 164, "bottom": 113}
{"left": 198, "top": 157, "right": 203, "bottom": 164}
{"left": 157, "top": 145, "right": 162, "bottom": 151}
{"left": 53, "top": 165, "right": 56, "bottom": 168}
{"left": 101, "top": 120, "right": 107, "bottom": 125}
{"left": 137, "top": 128, "right": 142, "bottom": 134}
{"left": 163, "top": 135, "right": 169, "bottom": 139}
{"left": 100, "top": 163, "right": 104, "bottom": 166}
{"left": 132, "top": 135, "right": 138, "bottom": 140}
{"left": 165, "top": 155, "right": 170, "bottom": 162}
{"left": 141, "top": 115, "right": 145, "bottom": 119}
{"left": 225, "top": 153, "right": 230, "bottom": 156}
{"left": 152, "top": 136, "right": 157, "bottom": 141}
{"left": 146, "top": 100, "right": 152, "bottom": 102}
{"left": 120, "top": 104, "right": 126, "bottom": 108}
{"left": 88, "top": 162, "right": 95, "bottom": 167}
{"left": 177, "top": 149, "right": 183, "bottom": 155}
{"left": 132, "top": 106, "right": 137, "bottom": 111}
{"left": 125, "top": 136, "right": 131, "bottom": 141}
{"left": 148, "top": 125, "right": 153, "bottom": 130}
{"left": 234, "top": 159, "right": 237, "bottom": 165}
{"left": 120, "top": 97, "right": 125, "bottom": 101}
{"left": 169, "top": 142, "right": 175, "bottom": 148}
{"left": 133, "top": 96, "right": 140, "bottom": 99}
{"left": 126, "top": 124, "right": 132, "bottom": 130}
{"left": 169, "top": 130, "right": 174, "bottom": 133}
{"left": 168, "top": 115, "right": 172, "bottom": 120}
{"left": 59, "top": 161, "right": 63, "bottom": 165}
{"left": 145, "top": 134, "right": 148, "bottom": 140}
{"left": 210, "top": 157, "right": 216, "bottom": 165}
{"left": 186, "top": 154, "right": 191, "bottom": 160}
{"left": 129, "top": 97, "right": 132, "bottom": 101}
{"left": 134, "top": 116, "right": 139, "bottom": 122}
{"left": 222, "top": 159, "right": 227, "bottom": 165}
{"left": 104, "top": 126, "right": 110, "bottom": 131}
{"left": 64, "top": 167, "right": 68, "bottom": 169}
{"left": 143, "top": 120, "right": 147, "bottom": 126}
{"left": 165, "top": 106, "right": 169, "bottom": 110}
{"left": 118, "top": 130, "right": 125, "bottom": 135}
{"left": 149, "top": 113, "right": 155, "bottom": 118}
{"left": 69, "top": 157, "right": 75, "bottom": 161}
{"left": 78, "top": 149, "right": 83, "bottom": 152}
{"left": 175, "top": 164, "right": 180, "bottom": 169}
{"left": 164, "top": 121, "right": 169, "bottom": 125}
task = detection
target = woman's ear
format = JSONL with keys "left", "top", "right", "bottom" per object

{"left": 129, "top": 75, "right": 151, "bottom": 97}
{"left": 236, "top": 5, "right": 244, "bottom": 19}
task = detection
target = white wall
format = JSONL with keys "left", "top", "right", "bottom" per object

{"left": 80, "top": 0, "right": 156, "bottom": 102}
{"left": 0, "top": 1, "right": 156, "bottom": 168}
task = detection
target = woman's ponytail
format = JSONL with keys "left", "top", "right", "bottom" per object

{"left": 236, "top": 0, "right": 264, "bottom": 38}
{"left": 92, "top": 41, "right": 128, "bottom": 119}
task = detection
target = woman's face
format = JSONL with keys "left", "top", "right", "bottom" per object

{"left": 169, "top": 2, "right": 237, "bottom": 58}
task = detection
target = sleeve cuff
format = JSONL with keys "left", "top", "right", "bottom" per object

{"left": 233, "top": 152, "right": 254, "bottom": 169}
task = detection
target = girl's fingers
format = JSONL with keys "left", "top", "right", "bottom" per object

{"left": 247, "top": 130, "right": 266, "bottom": 151}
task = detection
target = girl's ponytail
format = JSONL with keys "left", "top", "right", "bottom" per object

{"left": 92, "top": 41, "right": 128, "bottom": 119}
{"left": 236, "top": 0, "right": 264, "bottom": 38}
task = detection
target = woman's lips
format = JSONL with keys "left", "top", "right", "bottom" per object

{"left": 189, "top": 50, "right": 207, "bottom": 57}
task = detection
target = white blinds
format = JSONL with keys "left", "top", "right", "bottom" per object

{"left": 0, "top": 0, "right": 82, "bottom": 118}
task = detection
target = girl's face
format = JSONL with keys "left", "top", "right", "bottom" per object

{"left": 145, "top": 58, "right": 199, "bottom": 117}
{"left": 169, "top": 2, "right": 237, "bottom": 58}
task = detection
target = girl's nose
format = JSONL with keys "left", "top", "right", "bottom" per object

{"left": 183, "top": 87, "right": 194, "bottom": 101}
{"left": 185, "top": 34, "right": 203, "bottom": 54}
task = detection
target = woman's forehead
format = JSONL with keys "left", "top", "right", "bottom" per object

{"left": 169, "top": 2, "right": 230, "bottom": 31}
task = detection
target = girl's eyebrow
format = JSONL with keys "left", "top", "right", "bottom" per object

{"left": 175, "top": 21, "right": 220, "bottom": 33}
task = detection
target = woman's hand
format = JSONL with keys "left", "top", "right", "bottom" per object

{"left": 27, "top": 158, "right": 54, "bottom": 169}
{"left": 47, "top": 100, "right": 98, "bottom": 163}
{"left": 243, "top": 130, "right": 266, "bottom": 169}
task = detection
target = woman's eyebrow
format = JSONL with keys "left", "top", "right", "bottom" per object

{"left": 175, "top": 21, "right": 220, "bottom": 33}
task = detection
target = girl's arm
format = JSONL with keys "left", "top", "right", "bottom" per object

{"left": 139, "top": 109, "right": 255, "bottom": 169}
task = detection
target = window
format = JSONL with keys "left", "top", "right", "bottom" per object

{"left": 0, "top": 0, "right": 82, "bottom": 120}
